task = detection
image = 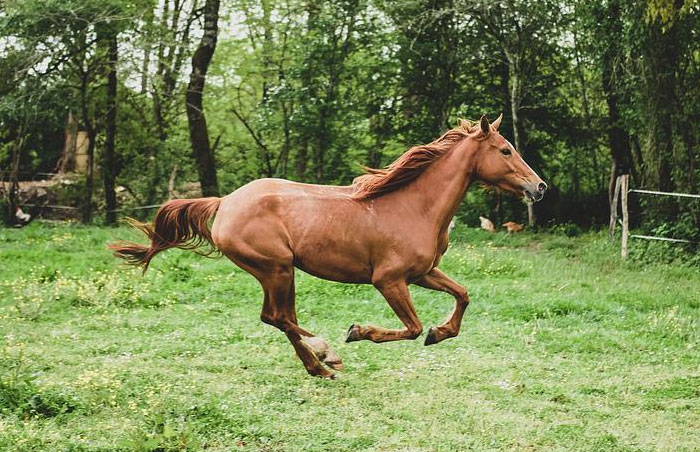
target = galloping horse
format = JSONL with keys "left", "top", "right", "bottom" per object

{"left": 110, "top": 114, "right": 546, "bottom": 378}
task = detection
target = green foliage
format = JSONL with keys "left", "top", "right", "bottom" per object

{"left": 548, "top": 222, "right": 584, "bottom": 237}
{"left": 0, "top": 338, "right": 78, "bottom": 419}
{"left": 628, "top": 236, "right": 700, "bottom": 267}
{"left": 119, "top": 407, "right": 201, "bottom": 451}
{"left": 2, "top": 0, "right": 699, "bottom": 233}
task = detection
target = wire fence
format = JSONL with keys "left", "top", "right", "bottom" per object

{"left": 0, "top": 170, "right": 59, "bottom": 181}
{"left": 2, "top": 170, "right": 168, "bottom": 219}
{"left": 106, "top": 204, "right": 163, "bottom": 214}
{"left": 614, "top": 180, "right": 700, "bottom": 258}
{"left": 629, "top": 188, "right": 700, "bottom": 200}
{"left": 21, "top": 203, "right": 165, "bottom": 213}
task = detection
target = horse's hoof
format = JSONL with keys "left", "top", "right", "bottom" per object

{"left": 325, "top": 359, "right": 345, "bottom": 371}
{"left": 345, "top": 324, "right": 362, "bottom": 343}
{"left": 316, "top": 372, "right": 336, "bottom": 379}
{"left": 424, "top": 327, "right": 439, "bottom": 346}
{"left": 323, "top": 351, "right": 344, "bottom": 371}
{"left": 308, "top": 368, "right": 335, "bottom": 379}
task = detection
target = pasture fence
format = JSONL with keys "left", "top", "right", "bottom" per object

{"left": 610, "top": 173, "right": 700, "bottom": 258}
{"left": 2, "top": 169, "right": 167, "bottom": 220}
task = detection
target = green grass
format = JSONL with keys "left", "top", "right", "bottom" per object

{"left": 1, "top": 222, "right": 698, "bottom": 451}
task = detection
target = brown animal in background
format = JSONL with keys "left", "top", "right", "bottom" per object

{"left": 502, "top": 221, "right": 524, "bottom": 233}
{"left": 110, "top": 114, "right": 547, "bottom": 378}
{"left": 479, "top": 216, "right": 496, "bottom": 232}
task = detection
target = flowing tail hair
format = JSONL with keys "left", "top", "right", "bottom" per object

{"left": 108, "top": 197, "right": 221, "bottom": 272}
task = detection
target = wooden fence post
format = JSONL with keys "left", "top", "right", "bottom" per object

{"left": 621, "top": 174, "right": 629, "bottom": 258}
{"left": 526, "top": 199, "right": 535, "bottom": 228}
{"left": 609, "top": 175, "right": 622, "bottom": 237}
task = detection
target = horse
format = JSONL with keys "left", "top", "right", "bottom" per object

{"left": 109, "top": 114, "right": 547, "bottom": 378}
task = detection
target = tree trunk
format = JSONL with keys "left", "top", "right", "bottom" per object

{"left": 82, "top": 126, "right": 96, "bottom": 223}
{"left": 313, "top": 3, "right": 358, "bottom": 182}
{"left": 508, "top": 57, "right": 524, "bottom": 157}
{"left": 103, "top": 29, "right": 119, "bottom": 225}
{"left": 644, "top": 4, "right": 681, "bottom": 220}
{"left": 186, "top": 0, "right": 220, "bottom": 197}
{"left": 648, "top": 30, "right": 676, "bottom": 194}
{"left": 296, "top": 140, "right": 309, "bottom": 180}
{"left": 506, "top": 52, "right": 535, "bottom": 226}
{"left": 79, "top": 65, "right": 96, "bottom": 224}
{"left": 315, "top": 107, "right": 329, "bottom": 182}
{"left": 603, "top": 92, "right": 633, "bottom": 192}
{"left": 140, "top": 6, "right": 153, "bottom": 95}
{"left": 7, "top": 126, "right": 25, "bottom": 225}
{"left": 367, "top": 113, "right": 385, "bottom": 168}
{"left": 279, "top": 100, "right": 291, "bottom": 178}
{"left": 57, "top": 112, "right": 79, "bottom": 173}
{"left": 295, "top": 2, "right": 318, "bottom": 181}
{"left": 601, "top": 0, "right": 634, "bottom": 209}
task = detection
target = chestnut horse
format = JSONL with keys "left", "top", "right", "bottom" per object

{"left": 110, "top": 114, "right": 546, "bottom": 378}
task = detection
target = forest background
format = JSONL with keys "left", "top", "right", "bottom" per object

{"left": 1, "top": 0, "right": 699, "bottom": 237}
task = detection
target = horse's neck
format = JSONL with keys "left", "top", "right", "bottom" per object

{"left": 404, "top": 142, "right": 475, "bottom": 230}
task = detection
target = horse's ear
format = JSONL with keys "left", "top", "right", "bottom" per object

{"left": 460, "top": 118, "right": 472, "bottom": 129}
{"left": 492, "top": 113, "right": 503, "bottom": 131}
{"left": 480, "top": 115, "right": 491, "bottom": 136}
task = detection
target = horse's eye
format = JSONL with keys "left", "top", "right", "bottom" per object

{"left": 500, "top": 149, "right": 512, "bottom": 156}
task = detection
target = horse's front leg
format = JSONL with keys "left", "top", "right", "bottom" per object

{"left": 346, "top": 279, "right": 423, "bottom": 343}
{"left": 413, "top": 268, "right": 470, "bottom": 345}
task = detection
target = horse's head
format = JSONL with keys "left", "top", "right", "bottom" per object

{"left": 470, "top": 114, "right": 547, "bottom": 202}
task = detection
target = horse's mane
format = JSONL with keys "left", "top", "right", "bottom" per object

{"left": 352, "top": 120, "right": 480, "bottom": 199}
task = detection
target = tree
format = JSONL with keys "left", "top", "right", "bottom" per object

{"left": 383, "top": 0, "right": 466, "bottom": 144}
{"left": 2, "top": 0, "right": 698, "bottom": 232}
{"left": 466, "top": 0, "right": 566, "bottom": 225}
{"left": 186, "top": 0, "right": 220, "bottom": 197}
{"left": 102, "top": 23, "right": 119, "bottom": 225}
{"left": 228, "top": 0, "right": 297, "bottom": 179}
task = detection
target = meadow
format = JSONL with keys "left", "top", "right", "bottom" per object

{"left": 0, "top": 222, "right": 698, "bottom": 451}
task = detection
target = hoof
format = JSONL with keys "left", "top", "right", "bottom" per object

{"left": 345, "top": 324, "right": 362, "bottom": 343}
{"left": 323, "top": 350, "right": 344, "bottom": 371}
{"left": 424, "top": 326, "right": 439, "bottom": 346}
{"left": 302, "top": 336, "right": 344, "bottom": 371}
{"left": 308, "top": 367, "right": 335, "bottom": 379}
{"left": 312, "top": 369, "right": 336, "bottom": 379}
{"left": 325, "top": 360, "right": 345, "bottom": 371}
{"left": 302, "top": 336, "right": 329, "bottom": 356}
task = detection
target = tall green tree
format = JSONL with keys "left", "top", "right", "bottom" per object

{"left": 186, "top": 0, "right": 220, "bottom": 197}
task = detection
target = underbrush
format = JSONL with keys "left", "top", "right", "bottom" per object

{"left": 0, "top": 338, "right": 78, "bottom": 419}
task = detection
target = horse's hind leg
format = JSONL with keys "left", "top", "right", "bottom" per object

{"left": 258, "top": 266, "right": 342, "bottom": 378}
{"left": 413, "top": 268, "right": 470, "bottom": 345}
{"left": 346, "top": 279, "right": 423, "bottom": 343}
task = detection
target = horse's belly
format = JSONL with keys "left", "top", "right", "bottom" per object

{"left": 293, "top": 244, "right": 372, "bottom": 284}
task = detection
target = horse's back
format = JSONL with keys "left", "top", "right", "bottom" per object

{"left": 212, "top": 179, "right": 375, "bottom": 282}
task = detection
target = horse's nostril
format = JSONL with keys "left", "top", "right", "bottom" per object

{"left": 538, "top": 182, "right": 547, "bottom": 192}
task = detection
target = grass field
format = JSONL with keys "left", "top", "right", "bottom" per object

{"left": 0, "top": 222, "right": 698, "bottom": 451}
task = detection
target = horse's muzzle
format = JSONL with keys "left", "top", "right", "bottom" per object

{"left": 525, "top": 181, "right": 547, "bottom": 202}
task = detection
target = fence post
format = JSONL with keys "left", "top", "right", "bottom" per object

{"left": 621, "top": 174, "right": 629, "bottom": 258}
{"left": 609, "top": 175, "right": 622, "bottom": 237}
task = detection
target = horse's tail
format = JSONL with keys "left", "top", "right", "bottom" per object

{"left": 108, "top": 197, "right": 221, "bottom": 272}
